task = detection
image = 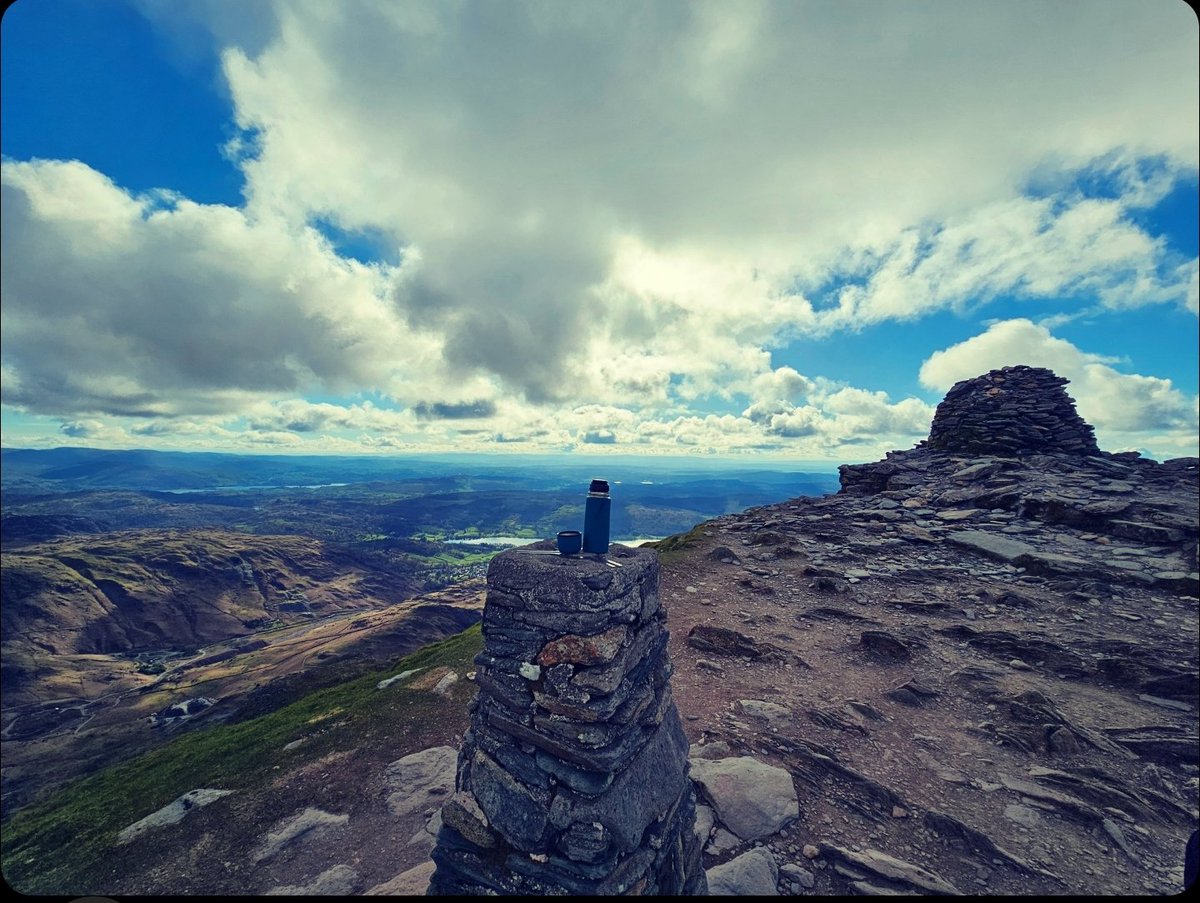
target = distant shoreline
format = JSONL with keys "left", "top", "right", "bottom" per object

{"left": 445, "top": 536, "right": 665, "bottom": 548}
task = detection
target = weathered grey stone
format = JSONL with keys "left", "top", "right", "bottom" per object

{"left": 487, "top": 543, "right": 653, "bottom": 614}
{"left": 886, "top": 687, "right": 922, "bottom": 706}
{"left": 254, "top": 807, "right": 349, "bottom": 864}
{"left": 433, "top": 671, "right": 459, "bottom": 695}
{"left": 555, "top": 819, "right": 613, "bottom": 863}
{"left": 689, "top": 755, "right": 799, "bottom": 840}
{"left": 694, "top": 804, "right": 715, "bottom": 843}
{"left": 534, "top": 749, "right": 614, "bottom": 794}
{"left": 1047, "top": 726, "right": 1080, "bottom": 754}
{"left": 859, "top": 630, "right": 913, "bottom": 661}
{"left": 1109, "top": 520, "right": 1184, "bottom": 543}
{"left": 706, "top": 846, "right": 780, "bottom": 895}
{"left": 781, "top": 862, "right": 816, "bottom": 888}
{"left": 1102, "top": 817, "right": 1136, "bottom": 859}
{"left": 441, "top": 792, "right": 495, "bottom": 849}
{"left": 548, "top": 707, "right": 690, "bottom": 853}
{"left": 467, "top": 748, "right": 548, "bottom": 851}
{"left": 473, "top": 668, "right": 534, "bottom": 714}
{"left": 485, "top": 701, "right": 657, "bottom": 773}
{"left": 737, "top": 699, "right": 792, "bottom": 726}
{"left": 117, "top": 788, "right": 234, "bottom": 845}
{"left": 951, "top": 461, "right": 1005, "bottom": 481}
{"left": 691, "top": 740, "right": 734, "bottom": 760}
{"left": 819, "top": 844, "right": 962, "bottom": 894}
{"left": 473, "top": 721, "right": 553, "bottom": 789}
{"left": 1003, "top": 803, "right": 1042, "bottom": 828}
{"left": 407, "top": 808, "right": 442, "bottom": 852}
{"left": 948, "top": 530, "right": 1036, "bottom": 563}
{"left": 266, "top": 864, "right": 360, "bottom": 896}
{"left": 706, "top": 826, "right": 742, "bottom": 855}
{"left": 366, "top": 860, "right": 436, "bottom": 895}
{"left": 384, "top": 745, "right": 458, "bottom": 818}
{"left": 686, "top": 625, "right": 788, "bottom": 661}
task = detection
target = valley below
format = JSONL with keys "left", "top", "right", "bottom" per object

{"left": 0, "top": 526, "right": 482, "bottom": 812}
{"left": 0, "top": 448, "right": 836, "bottom": 818}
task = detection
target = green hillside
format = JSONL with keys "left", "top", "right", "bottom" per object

{"left": 1, "top": 624, "right": 483, "bottom": 895}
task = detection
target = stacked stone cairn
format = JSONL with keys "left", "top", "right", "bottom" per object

{"left": 429, "top": 541, "right": 707, "bottom": 896}
{"left": 923, "top": 365, "right": 1099, "bottom": 456}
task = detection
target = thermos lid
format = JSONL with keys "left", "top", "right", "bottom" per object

{"left": 589, "top": 479, "right": 609, "bottom": 494}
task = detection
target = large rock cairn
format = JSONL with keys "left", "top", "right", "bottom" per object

{"left": 429, "top": 541, "right": 707, "bottom": 896}
{"left": 923, "top": 365, "right": 1099, "bottom": 456}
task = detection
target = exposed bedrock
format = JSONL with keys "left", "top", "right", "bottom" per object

{"left": 429, "top": 542, "right": 707, "bottom": 896}
{"left": 836, "top": 367, "right": 1198, "bottom": 574}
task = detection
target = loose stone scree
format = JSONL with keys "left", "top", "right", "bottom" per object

{"left": 429, "top": 541, "right": 708, "bottom": 895}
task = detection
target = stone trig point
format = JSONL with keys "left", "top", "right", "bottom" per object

{"left": 429, "top": 541, "right": 707, "bottom": 895}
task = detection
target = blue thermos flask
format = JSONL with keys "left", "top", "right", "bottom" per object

{"left": 582, "top": 479, "right": 611, "bottom": 554}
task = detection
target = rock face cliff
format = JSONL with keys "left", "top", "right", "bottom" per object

{"left": 429, "top": 544, "right": 706, "bottom": 895}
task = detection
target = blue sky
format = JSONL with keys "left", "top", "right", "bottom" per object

{"left": 2, "top": 0, "right": 1197, "bottom": 461}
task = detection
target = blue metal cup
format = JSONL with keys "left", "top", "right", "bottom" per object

{"left": 556, "top": 530, "right": 583, "bottom": 555}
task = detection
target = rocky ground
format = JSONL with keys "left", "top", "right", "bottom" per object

{"left": 663, "top": 443, "right": 1198, "bottom": 895}
{"left": 87, "top": 442, "right": 1197, "bottom": 897}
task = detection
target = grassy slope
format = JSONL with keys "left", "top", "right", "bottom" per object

{"left": 641, "top": 521, "right": 711, "bottom": 565}
{"left": 1, "top": 624, "right": 483, "bottom": 895}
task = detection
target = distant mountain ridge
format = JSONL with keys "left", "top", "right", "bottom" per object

{"left": 1, "top": 447, "right": 841, "bottom": 494}
{"left": 2, "top": 529, "right": 426, "bottom": 700}
{"left": 2, "top": 448, "right": 839, "bottom": 547}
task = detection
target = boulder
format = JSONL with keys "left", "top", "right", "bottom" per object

{"left": 366, "top": 860, "right": 436, "bottom": 895}
{"left": 707, "top": 846, "right": 780, "bottom": 895}
{"left": 117, "top": 788, "right": 234, "bottom": 845}
{"left": 689, "top": 755, "right": 799, "bottom": 840}
{"left": 254, "top": 807, "right": 350, "bottom": 864}
{"left": 384, "top": 745, "right": 458, "bottom": 817}
{"left": 265, "top": 864, "right": 359, "bottom": 896}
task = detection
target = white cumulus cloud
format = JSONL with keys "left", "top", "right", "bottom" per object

{"left": 4, "top": 1, "right": 1197, "bottom": 461}
{"left": 920, "top": 319, "right": 1199, "bottom": 455}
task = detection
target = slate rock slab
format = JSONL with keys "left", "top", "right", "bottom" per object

{"left": 819, "top": 843, "right": 962, "bottom": 894}
{"left": 384, "top": 745, "right": 458, "bottom": 817}
{"left": 694, "top": 803, "right": 715, "bottom": 843}
{"left": 948, "top": 530, "right": 1035, "bottom": 563}
{"left": 707, "top": 846, "right": 780, "bottom": 895}
{"left": 737, "top": 699, "right": 793, "bottom": 726}
{"left": 689, "top": 755, "right": 799, "bottom": 840}
{"left": 117, "top": 788, "right": 235, "bottom": 845}
{"left": 366, "top": 860, "right": 436, "bottom": 895}
{"left": 254, "top": 807, "right": 349, "bottom": 864}
{"left": 265, "top": 864, "right": 360, "bottom": 896}
{"left": 469, "top": 748, "right": 547, "bottom": 851}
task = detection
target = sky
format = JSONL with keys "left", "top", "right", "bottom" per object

{"left": 1, "top": 0, "right": 1197, "bottom": 463}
